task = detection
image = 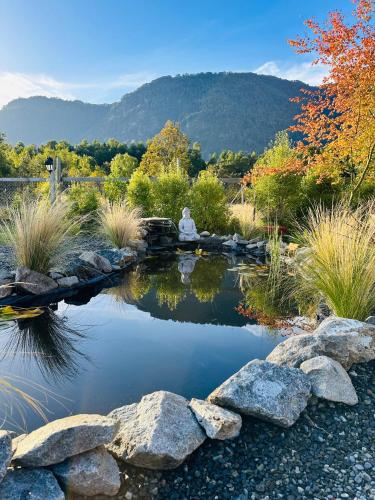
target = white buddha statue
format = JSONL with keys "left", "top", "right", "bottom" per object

{"left": 178, "top": 207, "right": 200, "bottom": 242}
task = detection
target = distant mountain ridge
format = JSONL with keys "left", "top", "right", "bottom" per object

{"left": 0, "top": 72, "right": 310, "bottom": 155}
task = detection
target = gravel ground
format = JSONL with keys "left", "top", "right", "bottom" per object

{"left": 92, "top": 361, "right": 375, "bottom": 500}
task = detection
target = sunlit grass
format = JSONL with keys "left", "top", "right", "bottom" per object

{"left": 230, "top": 203, "right": 263, "bottom": 239}
{"left": 296, "top": 202, "right": 375, "bottom": 321}
{"left": 99, "top": 201, "right": 142, "bottom": 249}
{"left": 0, "top": 198, "right": 80, "bottom": 274}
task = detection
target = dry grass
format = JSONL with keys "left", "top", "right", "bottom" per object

{"left": 99, "top": 201, "right": 142, "bottom": 249}
{"left": 0, "top": 198, "right": 79, "bottom": 274}
{"left": 297, "top": 202, "right": 375, "bottom": 321}
{"left": 230, "top": 203, "right": 263, "bottom": 239}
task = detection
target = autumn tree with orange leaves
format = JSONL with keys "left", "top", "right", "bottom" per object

{"left": 289, "top": 0, "right": 375, "bottom": 200}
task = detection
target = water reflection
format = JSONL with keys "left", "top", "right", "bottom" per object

{"left": 0, "top": 308, "right": 89, "bottom": 382}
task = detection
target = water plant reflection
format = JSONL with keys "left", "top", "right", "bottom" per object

{"left": 0, "top": 307, "right": 89, "bottom": 382}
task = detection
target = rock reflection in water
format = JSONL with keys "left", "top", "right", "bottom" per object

{"left": 0, "top": 308, "right": 89, "bottom": 382}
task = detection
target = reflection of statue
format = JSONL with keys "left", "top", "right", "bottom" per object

{"left": 178, "top": 207, "right": 200, "bottom": 242}
{"left": 178, "top": 254, "right": 199, "bottom": 284}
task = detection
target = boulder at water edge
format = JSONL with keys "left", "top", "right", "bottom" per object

{"left": 15, "top": 267, "right": 58, "bottom": 295}
{"left": 300, "top": 355, "right": 358, "bottom": 405}
{"left": 0, "top": 431, "right": 12, "bottom": 483}
{"left": 107, "top": 391, "right": 206, "bottom": 470}
{"left": 12, "top": 414, "right": 118, "bottom": 467}
{"left": 51, "top": 445, "right": 121, "bottom": 497}
{"left": 267, "top": 316, "right": 375, "bottom": 370}
{"left": 79, "top": 251, "right": 113, "bottom": 273}
{"left": 208, "top": 359, "right": 311, "bottom": 428}
{"left": 0, "top": 468, "right": 64, "bottom": 500}
{"left": 189, "top": 398, "right": 242, "bottom": 439}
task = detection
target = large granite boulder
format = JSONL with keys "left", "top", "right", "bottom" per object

{"left": 300, "top": 356, "right": 358, "bottom": 405}
{"left": 208, "top": 359, "right": 311, "bottom": 428}
{"left": 15, "top": 267, "right": 58, "bottom": 295}
{"left": 189, "top": 398, "right": 242, "bottom": 440}
{"left": 79, "top": 251, "right": 112, "bottom": 273}
{"left": 13, "top": 414, "right": 118, "bottom": 467}
{"left": 51, "top": 445, "right": 121, "bottom": 497}
{"left": 107, "top": 391, "right": 206, "bottom": 470}
{"left": 0, "top": 431, "right": 12, "bottom": 483}
{"left": 0, "top": 468, "right": 64, "bottom": 500}
{"left": 267, "top": 316, "right": 375, "bottom": 370}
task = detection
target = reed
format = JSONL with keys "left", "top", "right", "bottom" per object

{"left": 297, "top": 202, "right": 375, "bottom": 320}
{"left": 230, "top": 203, "right": 263, "bottom": 239}
{"left": 0, "top": 198, "right": 78, "bottom": 274}
{"left": 99, "top": 201, "right": 142, "bottom": 249}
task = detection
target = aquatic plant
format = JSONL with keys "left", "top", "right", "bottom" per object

{"left": 0, "top": 198, "right": 80, "bottom": 274}
{"left": 296, "top": 202, "right": 375, "bottom": 320}
{"left": 99, "top": 201, "right": 142, "bottom": 249}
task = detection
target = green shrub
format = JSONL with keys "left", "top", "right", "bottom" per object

{"left": 189, "top": 171, "right": 228, "bottom": 233}
{"left": 104, "top": 153, "right": 138, "bottom": 202}
{"left": 67, "top": 183, "right": 100, "bottom": 220}
{"left": 126, "top": 170, "right": 154, "bottom": 216}
{"left": 152, "top": 171, "right": 190, "bottom": 223}
{"left": 253, "top": 172, "right": 302, "bottom": 226}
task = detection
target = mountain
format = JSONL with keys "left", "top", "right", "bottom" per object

{"left": 0, "top": 72, "right": 310, "bottom": 155}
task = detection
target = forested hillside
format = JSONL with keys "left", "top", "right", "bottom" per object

{"left": 0, "top": 72, "right": 310, "bottom": 155}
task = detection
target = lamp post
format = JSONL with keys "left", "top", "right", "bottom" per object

{"left": 45, "top": 156, "right": 56, "bottom": 204}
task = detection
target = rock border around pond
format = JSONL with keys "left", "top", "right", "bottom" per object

{"left": 0, "top": 316, "right": 374, "bottom": 498}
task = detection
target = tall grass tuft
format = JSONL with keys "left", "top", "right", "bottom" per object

{"left": 297, "top": 202, "right": 375, "bottom": 321}
{"left": 0, "top": 198, "right": 78, "bottom": 274}
{"left": 99, "top": 201, "right": 142, "bottom": 249}
{"left": 230, "top": 203, "right": 263, "bottom": 239}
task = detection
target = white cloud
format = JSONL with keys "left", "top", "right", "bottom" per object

{"left": 0, "top": 71, "right": 156, "bottom": 108}
{"left": 254, "top": 61, "right": 328, "bottom": 86}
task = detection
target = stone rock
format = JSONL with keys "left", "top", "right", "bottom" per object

{"left": 15, "top": 267, "right": 58, "bottom": 295}
{"left": 98, "top": 248, "right": 136, "bottom": 267}
{"left": 267, "top": 316, "right": 375, "bottom": 370}
{"left": 13, "top": 414, "right": 118, "bottom": 467}
{"left": 49, "top": 271, "right": 64, "bottom": 280}
{"left": 189, "top": 398, "right": 242, "bottom": 440}
{"left": 200, "top": 231, "right": 210, "bottom": 237}
{"left": 222, "top": 240, "right": 237, "bottom": 250}
{"left": 366, "top": 316, "right": 375, "bottom": 326}
{"left": 0, "top": 279, "right": 13, "bottom": 298}
{"left": 0, "top": 468, "right": 64, "bottom": 499}
{"left": 56, "top": 276, "right": 79, "bottom": 287}
{"left": 246, "top": 242, "right": 259, "bottom": 251}
{"left": 300, "top": 356, "right": 358, "bottom": 405}
{"left": 51, "top": 445, "right": 121, "bottom": 497}
{"left": 11, "top": 433, "right": 27, "bottom": 453}
{"left": 107, "top": 391, "right": 206, "bottom": 470}
{"left": 208, "top": 359, "right": 311, "bottom": 428}
{"left": 128, "top": 239, "right": 147, "bottom": 252}
{"left": 79, "top": 251, "right": 112, "bottom": 273}
{"left": 0, "top": 431, "right": 12, "bottom": 483}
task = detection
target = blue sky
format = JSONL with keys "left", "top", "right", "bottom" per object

{"left": 0, "top": 0, "right": 354, "bottom": 107}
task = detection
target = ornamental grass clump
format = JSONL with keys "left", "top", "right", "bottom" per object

{"left": 99, "top": 201, "right": 142, "bottom": 249}
{"left": 297, "top": 203, "right": 375, "bottom": 321}
{"left": 1, "top": 198, "right": 77, "bottom": 274}
{"left": 230, "top": 203, "right": 263, "bottom": 239}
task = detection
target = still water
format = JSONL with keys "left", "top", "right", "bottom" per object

{"left": 0, "top": 255, "right": 284, "bottom": 431}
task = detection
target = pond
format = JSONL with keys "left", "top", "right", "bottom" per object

{"left": 0, "top": 254, "right": 287, "bottom": 432}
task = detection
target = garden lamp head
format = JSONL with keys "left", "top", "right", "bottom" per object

{"left": 45, "top": 156, "right": 54, "bottom": 173}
